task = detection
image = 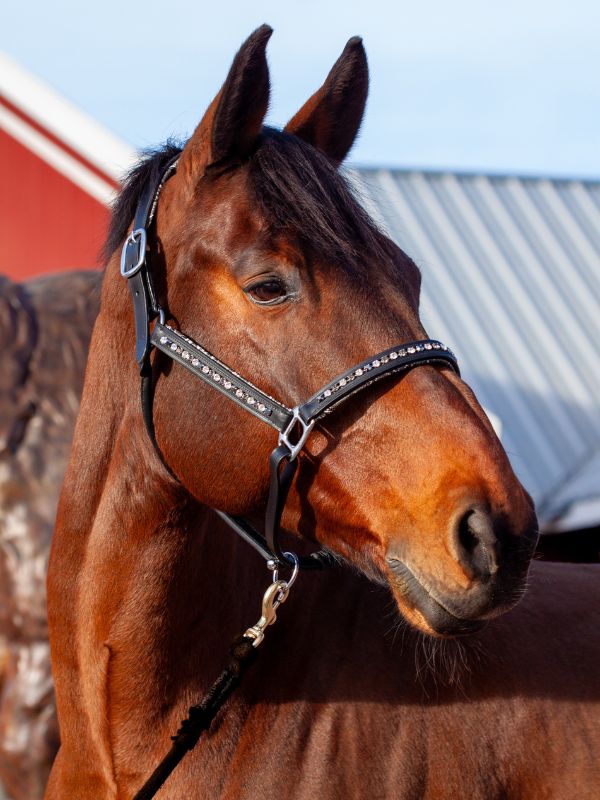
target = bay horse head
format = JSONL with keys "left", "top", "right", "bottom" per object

{"left": 104, "top": 25, "right": 537, "bottom": 638}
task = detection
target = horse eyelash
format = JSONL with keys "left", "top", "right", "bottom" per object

{"left": 245, "top": 280, "right": 299, "bottom": 306}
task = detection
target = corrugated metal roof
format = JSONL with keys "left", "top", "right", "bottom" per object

{"left": 353, "top": 168, "right": 600, "bottom": 529}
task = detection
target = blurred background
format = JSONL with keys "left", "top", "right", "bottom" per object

{"left": 1, "top": 2, "right": 599, "bottom": 798}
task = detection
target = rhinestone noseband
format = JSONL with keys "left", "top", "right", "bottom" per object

{"left": 121, "top": 158, "right": 459, "bottom": 569}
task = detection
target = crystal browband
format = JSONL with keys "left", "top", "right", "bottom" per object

{"left": 151, "top": 321, "right": 457, "bottom": 437}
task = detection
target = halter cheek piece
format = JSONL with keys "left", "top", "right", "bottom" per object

{"left": 121, "top": 157, "right": 459, "bottom": 570}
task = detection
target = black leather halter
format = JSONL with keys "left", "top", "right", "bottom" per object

{"left": 121, "top": 158, "right": 459, "bottom": 569}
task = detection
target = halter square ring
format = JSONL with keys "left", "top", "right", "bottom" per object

{"left": 278, "top": 407, "right": 315, "bottom": 461}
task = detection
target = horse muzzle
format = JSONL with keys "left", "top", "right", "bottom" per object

{"left": 386, "top": 505, "right": 539, "bottom": 637}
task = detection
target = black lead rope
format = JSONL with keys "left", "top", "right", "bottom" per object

{"left": 133, "top": 574, "right": 297, "bottom": 799}
{"left": 133, "top": 635, "right": 256, "bottom": 800}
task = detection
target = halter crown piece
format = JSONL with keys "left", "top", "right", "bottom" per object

{"left": 121, "top": 158, "right": 460, "bottom": 569}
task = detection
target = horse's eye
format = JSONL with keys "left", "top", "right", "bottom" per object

{"left": 246, "top": 278, "right": 287, "bottom": 305}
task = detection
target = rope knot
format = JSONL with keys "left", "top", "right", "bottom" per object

{"left": 171, "top": 704, "right": 209, "bottom": 750}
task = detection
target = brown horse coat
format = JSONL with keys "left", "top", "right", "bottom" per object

{"left": 46, "top": 27, "right": 600, "bottom": 799}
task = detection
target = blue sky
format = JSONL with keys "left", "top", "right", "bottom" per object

{"left": 3, "top": 0, "right": 599, "bottom": 176}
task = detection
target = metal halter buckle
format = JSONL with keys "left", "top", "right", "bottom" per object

{"left": 278, "top": 406, "right": 315, "bottom": 461}
{"left": 120, "top": 228, "right": 148, "bottom": 278}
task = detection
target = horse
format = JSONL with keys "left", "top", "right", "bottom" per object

{"left": 45, "top": 26, "right": 600, "bottom": 799}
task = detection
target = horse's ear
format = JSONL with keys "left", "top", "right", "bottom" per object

{"left": 179, "top": 24, "right": 272, "bottom": 181}
{"left": 284, "top": 36, "right": 368, "bottom": 165}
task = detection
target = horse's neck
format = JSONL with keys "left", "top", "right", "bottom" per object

{"left": 54, "top": 419, "right": 263, "bottom": 683}
{"left": 50, "top": 374, "right": 340, "bottom": 772}
{"left": 48, "top": 332, "right": 399, "bottom": 790}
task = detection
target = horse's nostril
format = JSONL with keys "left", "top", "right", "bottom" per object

{"left": 455, "top": 507, "right": 499, "bottom": 581}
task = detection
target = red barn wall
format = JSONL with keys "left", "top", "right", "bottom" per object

{"left": 0, "top": 92, "right": 117, "bottom": 280}
{"left": 0, "top": 128, "right": 111, "bottom": 280}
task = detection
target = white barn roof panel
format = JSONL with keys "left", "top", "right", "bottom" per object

{"left": 354, "top": 168, "right": 600, "bottom": 530}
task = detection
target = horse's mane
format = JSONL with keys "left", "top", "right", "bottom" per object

{"left": 249, "top": 128, "right": 397, "bottom": 279}
{"left": 104, "top": 129, "right": 398, "bottom": 280}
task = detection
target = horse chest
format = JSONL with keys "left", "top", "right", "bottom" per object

{"left": 135, "top": 692, "right": 586, "bottom": 800}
